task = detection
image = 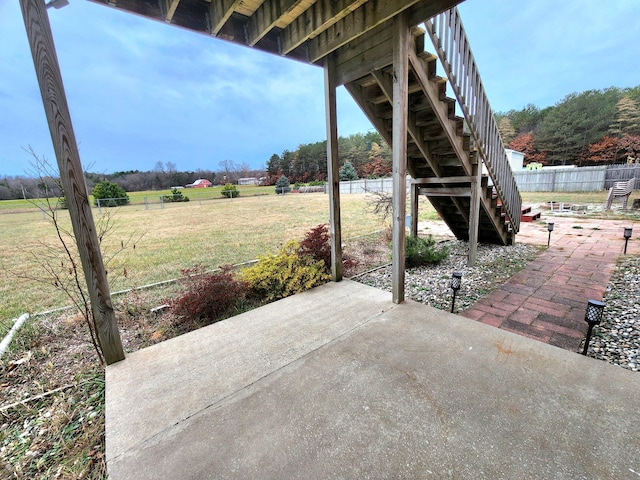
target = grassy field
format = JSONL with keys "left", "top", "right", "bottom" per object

{"left": 1, "top": 192, "right": 442, "bottom": 327}
{"left": 2, "top": 188, "right": 638, "bottom": 328}
{"left": 0, "top": 185, "right": 274, "bottom": 213}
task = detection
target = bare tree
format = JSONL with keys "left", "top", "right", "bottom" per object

{"left": 14, "top": 150, "right": 142, "bottom": 365}
{"left": 365, "top": 189, "right": 394, "bottom": 224}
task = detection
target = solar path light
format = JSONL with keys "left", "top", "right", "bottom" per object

{"left": 582, "top": 299, "right": 605, "bottom": 355}
{"left": 547, "top": 222, "right": 554, "bottom": 247}
{"left": 450, "top": 272, "right": 462, "bottom": 313}
{"left": 624, "top": 227, "right": 633, "bottom": 254}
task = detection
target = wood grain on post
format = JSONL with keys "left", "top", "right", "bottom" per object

{"left": 324, "top": 52, "right": 343, "bottom": 282}
{"left": 391, "top": 11, "right": 409, "bottom": 304}
{"left": 19, "top": 0, "right": 125, "bottom": 364}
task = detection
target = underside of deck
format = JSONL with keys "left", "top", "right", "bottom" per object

{"left": 106, "top": 280, "right": 640, "bottom": 479}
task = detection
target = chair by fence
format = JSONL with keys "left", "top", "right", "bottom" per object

{"left": 606, "top": 178, "right": 635, "bottom": 210}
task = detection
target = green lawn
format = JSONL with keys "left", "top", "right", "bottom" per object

{"left": 0, "top": 193, "right": 389, "bottom": 325}
{"left": 2, "top": 187, "right": 636, "bottom": 329}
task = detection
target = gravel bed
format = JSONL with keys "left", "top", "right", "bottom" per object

{"left": 588, "top": 256, "right": 640, "bottom": 372}
{"left": 354, "top": 240, "right": 639, "bottom": 373}
{"left": 353, "top": 240, "right": 540, "bottom": 312}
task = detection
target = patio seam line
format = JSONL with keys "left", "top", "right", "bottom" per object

{"left": 108, "top": 301, "right": 402, "bottom": 463}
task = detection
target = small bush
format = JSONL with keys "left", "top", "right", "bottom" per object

{"left": 221, "top": 183, "right": 240, "bottom": 198}
{"left": 404, "top": 235, "right": 449, "bottom": 267}
{"left": 241, "top": 240, "right": 330, "bottom": 302}
{"left": 92, "top": 180, "right": 129, "bottom": 207}
{"left": 275, "top": 176, "right": 291, "bottom": 195}
{"left": 170, "top": 265, "right": 249, "bottom": 330}
{"left": 299, "top": 224, "right": 331, "bottom": 273}
{"left": 309, "top": 180, "right": 325, "bottom": 186}
{"left": 163, "top": 188, "right": 190, "bottom": 203}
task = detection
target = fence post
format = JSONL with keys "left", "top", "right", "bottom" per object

{"left": 160, "top": 196, "right": 164, "bottom": 209}
{"left": 97, "top": 199, "right": 101, "bottom": 214}
{"left": 144, "top": 196, "right": 148, "bottom": 210}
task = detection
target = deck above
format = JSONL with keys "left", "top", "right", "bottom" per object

{"left": 88, "top": 0, "right": 462, "bottom": 67}
{"left": 106, "top": 280, "right": 640, "bottom": 479}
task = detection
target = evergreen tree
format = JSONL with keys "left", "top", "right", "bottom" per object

{"left": 266, "top": 154, "right": 280, "bottom": 176}
{"left": 498, "top": 117, "right": 516, "bottom": 145}
{"left": 92, "top": 181, "right": 129, "bottom": 207}
{"left": 339, "top": 160, "right": 358, "bottom": 181}
{"left": 609, "top": 96, "right": 640, "bottom": 137}
{"left": 275, "top": 175, "right": 291, "bottom": 194}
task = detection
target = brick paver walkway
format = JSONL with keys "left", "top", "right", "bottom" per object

{"left": 460, "top": 215, "right": 638, "bottom": 352}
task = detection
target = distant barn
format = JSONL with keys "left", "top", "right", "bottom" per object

{"left": 185, "top": 179, "right": 212, "bottom": 188}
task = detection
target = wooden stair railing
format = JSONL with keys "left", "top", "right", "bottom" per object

{"left": 342, "top": 24, "right": 514, "bottom": 245}
{"left": 424, "top": 7, "right": 522, "bottom": 235}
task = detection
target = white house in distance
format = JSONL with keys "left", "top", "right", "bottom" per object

{"left": 504, "top": 149, "right": 525, "bottom": 171}
{"left": 238, "top": 177, "right": 259, "bottom": 185}
{"left": 185, "top": 178, "right": 212, "bottom": 188}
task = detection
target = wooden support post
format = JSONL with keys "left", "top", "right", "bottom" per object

{"left": 324, "top": 53, "right": 343, "bottom": 281}
{"left": 468, "top": 162, "right": 481, "bottom": 266}
{"left": 392, "top": 12, "right": 409, "bottom": 304}
{"left": 410, "top": 182, "right": 418, "bottom": 237}
{"left": 20, "top": 0, "right": 125, "bottom": 364}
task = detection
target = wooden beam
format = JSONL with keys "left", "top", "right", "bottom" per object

{"left": 307, "top": 0, "right": 414, "bottom": 63}
{"left": 468, "top": 163, "right": 481, "bottom": 265}
{"left": 160, "top": 0, "right": 180, "bottom": 22}
{"left": 246, "top": 0, "right": 302, "bottom": 46}
{"left": 410, "top": 182, "right": 419, "bottom": 237}
{"left": 280, "top": 0, "right": 367, "bottom": 55}
{"left": 392, "top": 11, "right": 409, "bottom": 304}
{"left": 413, "top": 176, "right": 472, "bottom": 184}
{"left": 421, "top": 188, "right": 471, "bottom": 197}
{"left": 371, "top": 69, "right": 442, "bottom": 177}
{"left": 209, "top": 0, "right": 242, "bottom": 35}
{"left": 20, "top": 0, "right": 124, "bottom": 364}
{"left": 307, "top": 0, "right": 460, "bottom": 63}
{"left": 408, "top": 48, "right": 473, "bottom": 176}
{"left": 324, "top": 53, "right": 343, "bottom": 282}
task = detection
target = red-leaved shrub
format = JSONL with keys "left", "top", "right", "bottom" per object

{"left": 298, "top": 224, "right": 331, "bottom": 272}
{"left": 170, "top": 265, "right": 248, "bottom": 331}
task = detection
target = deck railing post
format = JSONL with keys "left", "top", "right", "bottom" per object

{"left": 19, "top": 0, "right": 124, "bottom": 364}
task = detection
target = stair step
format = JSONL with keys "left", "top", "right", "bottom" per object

{"left": 521, "top": 211, "right": 541, "bottom": 222}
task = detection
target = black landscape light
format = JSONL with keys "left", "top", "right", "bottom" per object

{"left": 450, "top": 271, "right": 462, "bottom": 313}
{"left": 624, "top": 227, "right": 633, "bottom": 254}
{"left": 547, "top": 222, "right": 554, "bottom": 247}
{"left": 582, "top": 299, "right": 605, "bottom": 355}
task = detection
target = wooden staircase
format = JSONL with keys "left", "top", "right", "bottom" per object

{"left": 339, "top": 9, "right": 522, "bottom": 246}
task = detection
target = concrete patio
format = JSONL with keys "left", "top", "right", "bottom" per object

{"left": 106, "top": 279, "right": 640, "bottom": 479}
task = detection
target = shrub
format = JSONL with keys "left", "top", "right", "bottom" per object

{"left": 221, "top": 183, "right": 240, "bottom": 198}
{"left": 404, "top": 235, "right": 449, "bottom": 267}
{"left": 241, "top": 240, "right": 330, "bottom": 302}
{"left": 170, "top": 265, "right": 249, "bottom": 330}
{"left": 299, "top": 224, "right": 331, "bottom": 273}
{"left": 339, "top": 160, "right": 358, "bottom": 181}
{"left": 163, "top": 188, "right": 190, "bottom": 203}
{"left": 309, "top": 180, "right": 325, "bottom": 186}
{"left": 92, "top": 180, "right": 130, "bottom": 207}
{"left": 275, "top": 175, "right": 291, "bottom": 195}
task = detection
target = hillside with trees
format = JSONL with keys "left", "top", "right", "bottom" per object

{"left": 497, "top": 85, "right": 640, "bottom": 166}
{"left": 3, "top": 85, "right": 639, "bottom": 201}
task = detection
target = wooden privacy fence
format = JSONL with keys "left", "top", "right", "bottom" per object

{"left": 513, "top": 164, "right": 640, "bottom": 192}
{"left": 605, "top": 164, "right": 640, "bottom": 190}
{"left": 513, "top": 166, "right": 606, "bottom": 192}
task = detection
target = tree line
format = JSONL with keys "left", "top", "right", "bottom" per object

{"left": 497, "top": 85, "right": 640, "bottom": 166}
{"left": 4, "top": 84, "right": 639, "bottom": 201}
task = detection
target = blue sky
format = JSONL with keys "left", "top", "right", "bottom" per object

{"left": 1, "top": 0, "right": 639, "bottom": 177}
